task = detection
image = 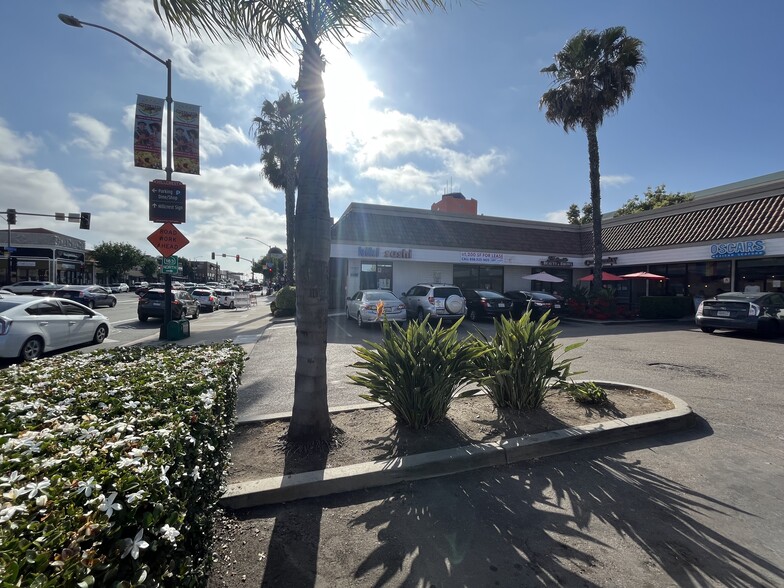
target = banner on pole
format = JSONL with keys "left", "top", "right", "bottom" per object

{"left": 173, "top": 101, "right": 200, "bottom": 175}
{"left": 134, "top": 95, "right": 164, "bottom": 170}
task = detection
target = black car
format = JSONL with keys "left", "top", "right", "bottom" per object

{"left": 695, "top": 291, "right": 784, "bottom": 337}
{"left": 54, "top": 285, "right": 117, "bottom": 309}
{"left": 463, "top": 289, "right": 512, "bottom": 322}
{"left": 504, "top": 290, "right": 562, "bottom": 320}
{"left": 137, "top": 288, "right": 200, "bottom": 322}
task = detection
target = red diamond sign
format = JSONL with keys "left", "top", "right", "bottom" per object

{"left": 147, "top": 223, "right": 189, "bottom": 257}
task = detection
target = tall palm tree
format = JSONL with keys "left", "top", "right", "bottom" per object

{"left": 153, "top": 0, "right": 450, "bottom": 445}
{"left": 540, "top": 26, "right": 645, "bottom": 292}
{"left": 251, "top": 91, "right": 301, "bottom": 285}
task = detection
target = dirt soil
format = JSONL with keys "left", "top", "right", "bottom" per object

{"left": 208, "top": 386, "right": 673, "bottom": 587}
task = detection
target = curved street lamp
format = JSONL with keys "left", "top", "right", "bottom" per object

{"left": 244, "top": 236, "right": 284, "bottom": 260}
{"left": 59, "top": 13, "right": 177, "bottom": 334}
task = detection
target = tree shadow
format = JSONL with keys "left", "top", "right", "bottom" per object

{"left": 363, "top": 417, "right": 475, "bottom": 460}
{"left": 348, "top": 420, "right": 783, "bottom": 587}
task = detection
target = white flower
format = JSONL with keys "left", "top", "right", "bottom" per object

{"left": 159, "top": 524, "right": 181, "bottom": 544}
{"left": 121, "top": 529, "right": 149, "bottom": 560}
{"left": 0, "top": 503, "right": 28, "bottom": 523}
{"left": 97, "top": 492, "right": 123, "bottom": 519}
{"left": 35, "top": 495, "right": 48, "bottom": 507}
{"left": 0, "top": 470, "right": 24, "bottom": 487}
{"left": 200, "top": 390, "right": 216, "bottom": 409}
{"left": 191, "top": 466, "right": 201, "bottom": 481}
{"left": 159, "top": 465, "right": 170, "bottom": 486}
{"left": 19, "top": 479, "right": 51, "bottom": 499}
{"left": 76, "top": 477, "right": 101, "bottom": 498}
{"left": 126, "top": 490, "right": 145, "bottom": 505}
{"left": 117, "top": 457, "right": 141, "bottom": 469}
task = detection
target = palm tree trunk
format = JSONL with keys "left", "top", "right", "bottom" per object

{"left": 586, "top": 122, "right": 603, "bottom": 294}
{"left": 288, "top": 39, "right": 332, "bottom": 444}
{"left": 284, "top": 176, "right": 295, "bottom": 284}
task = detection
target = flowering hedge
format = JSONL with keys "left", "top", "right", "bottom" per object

{"left": 0, "top": 343, "right": 245, "bottom": 587}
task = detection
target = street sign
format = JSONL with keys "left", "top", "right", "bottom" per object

{"left": 149, "top": 179, "right": 186, "bottom": 223}
{"left": 147, "top": 223, "right": 190, "bottom": 257}
{"left": 162, "top": 255, "right": 179, "bottom": 274}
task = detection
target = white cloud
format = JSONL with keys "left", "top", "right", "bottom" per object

{"left": 601, "top": 174, "right": 633, "bottom": 188}
{"left": 66, "top": 114, "right": 115, "bottom": 158}
{"left": 543, "top": 210, "right": 568, "bottom": 223}
{"left": 361, "top": 164, "right": 442, "bottom": 195}
{"left": 0, "top": 117, "right": 41, "bottom": 164}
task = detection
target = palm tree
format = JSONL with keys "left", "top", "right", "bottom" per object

{"left": 153, "top": 0, "right": 450, "bottom": 445}
{"left": 251, "top": 91, "right": 301, "bottom": 284}
{"left": 540, "top": 26, "right": 645, "bottom": 292}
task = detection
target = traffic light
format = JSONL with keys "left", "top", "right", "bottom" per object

{"left": 211, "top": 252, "right": 215, "bottom": 260}
{"left": 235, "top": 255, "right": 240, "bottom": 262}
{"left": 79, "top": 212, "right": 91, "bottom": 230}
{"left": 10, "top": 257, "right": 17, "bottom": 272}
{"left": 6, "top": 209, "right": 16, "bottom": 225}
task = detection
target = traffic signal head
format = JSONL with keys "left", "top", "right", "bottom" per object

{"left": 211, "top": 252, "right": 215, "bottom": 260}
{"left": 79, "top": 212, "right": 91, "bottom": 230}
{"left": 6, "top": 209, "right": 16, "bottom": 225}
{"left": 235, "top": 255, "right": 240, "bottom": 262}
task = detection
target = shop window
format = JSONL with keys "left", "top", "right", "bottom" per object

{"left": 360, "top": 263, "right": 393, "bottom": 291}
{"left": 453, "top": 265, "right": 504, "bottom": 291}
{"left": 737, "top": 257, "right": 783, "bottom": 293}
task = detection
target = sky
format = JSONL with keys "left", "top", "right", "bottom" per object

{"left": 2, "top": 0, "right": 783, "bottom": 277}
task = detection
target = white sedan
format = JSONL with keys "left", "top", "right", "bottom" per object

{"left": 109, "top": 283, "right": 130, "bottom": 293}
{"left": 0, "top": 295, "right": 111, "bottom": 361}
{"left": 345, "top": 290, "right": 408, "bottom": 328}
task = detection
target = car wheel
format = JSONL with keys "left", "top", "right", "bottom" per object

{"left": 417, "top": 308, "right": 426, "bottom": 323}
{"left": 700, "top": 326, "right": 715, "bottom": 333}
{"left": 138, "top": 314, "right": 148, "bottom": 322}
{"left": 346, "top": 306, "right": 351, "bottom": 320}
{"left": 20, "top": 337, "right": 44, "bottom": 361}
{"left": 87, "top": 300, "right": 95, "bottom": 309}
{"left": 192, "top": 307, "right": 200, "bottom": 319}
{"left": 93, "top": 324, "right": 109, "bottom": 344}
{"left": 469, "top": 309, "right": 478, "bottom": 322}
{"left": 109, "top": 298, "right": 117, "bottom": 308}
{"left": 230, "top": 301, "right": 235, "bottom": 309}
{"left": 357, "top": 312, "right": 365, "bottom": 328}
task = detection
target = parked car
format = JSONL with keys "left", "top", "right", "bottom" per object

{"left": 0, "top": 295, "right": 110, "bottom": 361}
{"left": 31, "top": 284, "right": 68, "bottom": 296}
{"left": 214, "top": 289, "right": 237, "bottom": 309}
{"left": 695, "top": 291, "right": 784, "bottom": 337}
{"left": 109, "top": 283, "right": 130, "bottom": 293}
{"left": 130, "top": 281, "right": 149, "bottom": 292}
{"left": 463, "top": 289, "right": 513, "bottom": 322}
{"left": 137, "top": 288, "right": 200, "bottom": 322}
{"left": 400, "top": 283, "right": 466, "bottom": 324}
{"left": 345, "top": 290, "right": 407, "bottom": 327}
{"left": 3, "top": 281, "right": 56, "bottom": 294}
{"left": 54, "top": 285, "right": 117, "bottom": 309}
{"left": 191, "top": 288, "right": 220, "bottom": 313}
{"left": 504, "top": 290, "right": 563, "bottom": 320}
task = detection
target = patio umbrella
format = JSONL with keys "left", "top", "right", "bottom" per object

{"left": 578, "top": 271, "right": 625, "bottom": 282}
{"left": 521, "top": 271, "right": 564, "bottom": 283}
{"left": 621, "top": 271, "right": 668, "bottom": 280}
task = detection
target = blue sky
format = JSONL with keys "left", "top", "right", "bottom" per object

{"left": 2, "top": 0, "right": 783, "bottom": 275}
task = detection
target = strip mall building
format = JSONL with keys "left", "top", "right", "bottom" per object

{"left": 328, "top": 171, "right": 784, "bottom": 307}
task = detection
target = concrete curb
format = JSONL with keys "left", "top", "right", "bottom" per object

{"left": 221, "top": 383, "right": 695, "bottom": 509}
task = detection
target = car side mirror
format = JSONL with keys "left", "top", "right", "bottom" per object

{"left": 346, "top": 296, "right": 351, "bottom": 301}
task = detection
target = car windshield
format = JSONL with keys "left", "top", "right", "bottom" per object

{"left": 192, "top": 290, "right": 212, "bottom": 296}
{"left": 531, "top": 293, "right": 558, "bottom": 301}
{"left": 143, "top": 291, "right": 165, "bottom": 301}
{"left": 475, "top": 290, "right": 505, "bottom": 299}
{"left": 215, "top": 290, "right": 232, "bottom": 296}
{"left": 715, "top": 292, "right": 763, "bottom": 301}
{"left": 364, "top": 292, "right": 399, "bottom": 301}
{"left": 433, "top": 287, "right": 461, "bottom": 298}
{"left": 0, "top": 301, "right": 21, "bottom": 312}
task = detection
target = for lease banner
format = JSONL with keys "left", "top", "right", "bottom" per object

{"left": 134, "top": 95, "right": 164, "bottom": 170}
{"left": 173, "top": 101, "right": 200, "bottom": 175}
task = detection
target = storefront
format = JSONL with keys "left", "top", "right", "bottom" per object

{"left": 1, "top": 229, "right": 86, "bottom": 286}
{"left": 330, "top": 172, "right": 784, "bottom": 309}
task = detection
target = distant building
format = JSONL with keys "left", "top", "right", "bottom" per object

{"left": 1, "top": 228, "right": 86, "bottom": 285}
{"left": 431, "top": 192, "right": 478, "bottom": 215}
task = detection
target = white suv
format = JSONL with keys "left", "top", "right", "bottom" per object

{"left": 400, "top": 283, "right": 466, "bottom": 324}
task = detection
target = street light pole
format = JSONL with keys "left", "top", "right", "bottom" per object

{"left": 59, "top": 13, "right": 175, "bottom": 335}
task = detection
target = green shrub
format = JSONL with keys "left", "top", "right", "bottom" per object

{"left": 0, "top": 343, "right": 245, "bottom": 587}
{"left": 273, "top": 286, "right": 296, "bottom": 317}
{"left": 349, "top": 319, "right": 483, "bottom": 429}
{"left": 639, "top": 296, "right": 693, "bottom": 319}
{"left": 466, "top": 312, "right": 584, "bottom": 410}
{"left": 561, "top": 380, "right": 608, "bottom": 404}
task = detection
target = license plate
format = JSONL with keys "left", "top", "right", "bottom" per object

{"left": 497, "top": 303, "right": 505, "bottom": 308}
{"left": 554, "top": 304, "right": 561, "bottom": 309}
{"left": 717, "top": 310, "right": 730, "bottom": 317}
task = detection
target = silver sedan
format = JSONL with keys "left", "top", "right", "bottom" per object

{"left": 0, "top": 295, "right": 110, "bottom": 361}
{"left": 345, "top": 290, "right": 408, "bottom": 328}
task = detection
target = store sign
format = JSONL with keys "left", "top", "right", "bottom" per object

{"left": 710, "top": 240, "right": 765, "bottom": 259}
{"left": 540, "top": 255, "right": 573, "bottom": 267}
{"left": 357, "top": 247, "right": 412, "bottom": 259}
{"left": 585, "top": 256, "right": 618, "bottom": 266}
{"left": 460, "top": 251, "right": 504, "bottom": 264}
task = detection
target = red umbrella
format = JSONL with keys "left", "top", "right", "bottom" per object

{"left": 579, "top": 271, "right": 625, "bottom": 282}
{"left": 621, "top": 271, "right": 668, "bottom": 280}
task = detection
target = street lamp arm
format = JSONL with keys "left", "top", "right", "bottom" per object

{"left": 244, "top": 236, "right": 273, "bottom": 248}
{"left": 58, "top": 14, "right": 168, "bottom": 67}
